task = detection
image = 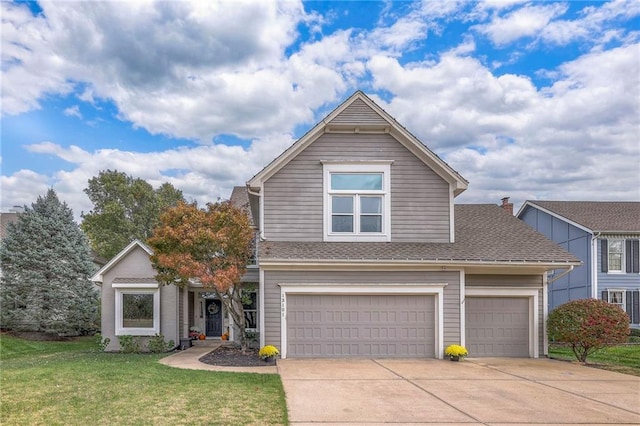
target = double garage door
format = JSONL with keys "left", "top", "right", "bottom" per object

{"left": 287, "top": 294, "right": 435, "bottom": 357}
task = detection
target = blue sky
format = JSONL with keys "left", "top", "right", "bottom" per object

{"left": 2, "top": 0, "right": 639, "bottom": 219}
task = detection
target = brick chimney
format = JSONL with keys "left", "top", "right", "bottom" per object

{"left": 501, "top": 197, "right": 513, "bottom": 215}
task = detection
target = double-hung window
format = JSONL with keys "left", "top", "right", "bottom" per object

{"left": 607, "top": 290, "right": 625, "bottom": 311}
{"left": 608, "top": 240, "right": 624, "bottom": 272}
{"left": 113, "top": 283, "right": 160, "bottom": 336}
{"left": 323, "top": 161, "right": 391, "bottom": 242}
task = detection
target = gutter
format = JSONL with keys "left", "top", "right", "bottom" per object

{"left": 547, "top": 265, "right": 574, "bottom": 285}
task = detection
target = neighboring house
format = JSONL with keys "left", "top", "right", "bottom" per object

{"left": 93, "top": 91, "right": 580, "bottom": 357}
{"left": 517, "top": 201, "right": 640, "bottom": 327}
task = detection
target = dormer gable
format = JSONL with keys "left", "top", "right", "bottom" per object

{"left": 90, "top": 240, "right": 153, "bottom": 283}
{"left": 247, "top": 91, "right": 468, "bottom": 243}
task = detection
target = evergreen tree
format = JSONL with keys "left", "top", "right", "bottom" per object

{"left": 0, "top": 189, "right": 98, "bottom": 336}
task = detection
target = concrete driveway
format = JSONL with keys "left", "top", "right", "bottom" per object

{"left": 277, "top": 357, "right": 640, "bottom": 425}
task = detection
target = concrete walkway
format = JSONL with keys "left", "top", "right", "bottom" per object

{"left": 278, "top": 357, "right": 640, "bottom": 425}
{"left": 159, "top": 341, "right": 278, "bottom": 374}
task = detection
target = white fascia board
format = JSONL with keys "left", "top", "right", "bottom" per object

{"left": 516, "top": 202, "right": 594, "bottom": 234}
{"left": 387, "top": 127, "right": 468, "bottom": 196}
{"left": 90, "top": 239, "right": 154, "bottom": 283}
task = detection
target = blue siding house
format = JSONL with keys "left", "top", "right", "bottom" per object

{"left": 517, "top": 201, "right": 640, "bottom": 327}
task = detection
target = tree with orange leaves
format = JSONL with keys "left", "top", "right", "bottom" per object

{"left": 148, "top": 201, "right": 254, "bottom": 351}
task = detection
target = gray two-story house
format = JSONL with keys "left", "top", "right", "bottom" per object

{"left": 517, "top": 201, "right": 640, "bottom": 327}
{"left": 93, "top": 91, "right": 580, "bottom": 357}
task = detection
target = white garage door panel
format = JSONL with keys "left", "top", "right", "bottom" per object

{"left": 466, "top": 297, "right": 529, "bottom": 357}
{"left": 287, "top": 294, "right": 435, "bottom": 357}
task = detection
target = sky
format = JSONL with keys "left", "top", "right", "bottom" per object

{"left": 2, "top": 0, "right": 639, "bottom": 221}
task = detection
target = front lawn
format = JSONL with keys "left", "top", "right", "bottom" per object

{"left": 0, "top": 334, "right": 288, "bottom": 425}
{"left": 549, "top": 343, "right": 640, "bottom": 376}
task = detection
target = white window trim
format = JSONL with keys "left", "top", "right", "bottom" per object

{"left": 606, "top": 289, "right": 626, "bottom": 312}
{"left": 607, "top": 239, "right": 625, "bottom": 274}
{"left": 322, "top": 161, "right": 392, "bottom": 242}
{"left": 278, "top": 283, "right": 447, "bottom": 359}
{"left": 114, "top": 283, "right": 160, "bottom": 336}
{"left": 464, "top": 287, "right": 539, "bottom": 358}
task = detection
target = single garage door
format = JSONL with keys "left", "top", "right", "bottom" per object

{"left": 287, "top": 294, "right": 435, "bottom": 357}
{"left": 466, "top": 297, "right": 530, "bottom": 357}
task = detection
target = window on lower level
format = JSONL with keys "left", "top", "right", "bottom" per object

{"left": 114, "top": 285, "right": 160, "bottom": 336}
{"left": 242, "top": 287, "right": 258, "bottom": 331}
{"left": 607, "top": 290, "right": 625, "bottom": 311}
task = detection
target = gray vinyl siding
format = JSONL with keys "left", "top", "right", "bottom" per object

{"left": 100, "top": 246, "right": 179, "bottom": 351}
{"left": 519, "top": 206, "right": 592, "bottom": 310}
{"left": 263, "top": 132, "right": 450, "bottom": 242}
{"left": 466, "top": 274, "right": 544, "bottom": 356}
{"left": 263, "top": 269, "right": 460, "bottom": 352}
{"left": 328, "top": 99, "right": 388, "bottom": 125}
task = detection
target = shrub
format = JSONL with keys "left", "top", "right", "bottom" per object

{"left": 547, "top": 299, "right": 630, "bottom": 362}
{"left": 258, "top": 345, "right": 279, "bottom": 359}
{"left": 94, "top": 333, "right": 110, "bottom": 352}
{"left": 147, "top": 334, "right": 175, "bottom": 353}
{"left": 118, "top": 335, "right": 141, "bottom": 353}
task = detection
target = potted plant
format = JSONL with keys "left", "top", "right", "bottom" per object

{"left": 444, "top": 344, "right": 468, "bottom": 361}
{"left": 189, "top": 326, "right": 201, "bottom": 340}
{"left": 258, "top": 345, "right": 279, "bottom": 363}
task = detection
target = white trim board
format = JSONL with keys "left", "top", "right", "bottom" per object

{"left": 278, "top": 283, "right": 447, "bottom": 359}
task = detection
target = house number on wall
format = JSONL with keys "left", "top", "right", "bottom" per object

{"left": 281, "top": 293, "right": 286, "bottom": 318}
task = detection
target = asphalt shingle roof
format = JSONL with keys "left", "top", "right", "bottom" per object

{"left": 528, "top": 201, "right": 640, "bottom": 233}
{"left": 259, "top": 204, "right": 579, "bottom": 264}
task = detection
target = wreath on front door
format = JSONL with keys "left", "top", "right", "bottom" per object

{"left": 207, "top": 303, "right": 219, "bottom": 315}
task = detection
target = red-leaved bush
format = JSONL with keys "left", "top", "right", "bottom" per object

{"left": 547, "top": 299, "right": 629, "bottom": 362}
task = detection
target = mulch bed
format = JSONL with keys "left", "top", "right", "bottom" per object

{"left": 199, "top": 345, "right": 273, "bottom": 367}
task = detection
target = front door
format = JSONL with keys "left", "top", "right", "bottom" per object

{"left": 205, "top": 299, "right": 222, "bottom": 336}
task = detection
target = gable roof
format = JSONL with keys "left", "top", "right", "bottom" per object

{"left": 259, "top": 204, "right": 580, "bottom": 269}
{"left": 518, "top": 201, "right": 640, "bottom": 234}
{"left": 229, "top": 185, "right": 254, "bottom": 226}
{"left": 90, "top": 239, "right": 153, "bottom": 283}
{"left": 247, "top": 91, "right": 468, "bottom": 196}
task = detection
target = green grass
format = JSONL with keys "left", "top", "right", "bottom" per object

{"left": 549, "top": 343, "right": 640, "bottom": 376}
{"left": 0, "top": 334, "right": 288, "bottom": 425}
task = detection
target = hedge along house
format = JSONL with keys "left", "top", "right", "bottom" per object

{"left": 246, "top": 91, "right": 580, "bottom": 358}
{"left": 90, "top": 237, "right": 259, "bottom": 351}
{"left": 93, "top": 91, "right": 580, "bottom": 356}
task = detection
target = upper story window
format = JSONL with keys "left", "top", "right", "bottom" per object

{"left": 323, "top": 161, "right": 391, "bottom": 242}
{"left": 602, "top": 239, "right": 639, "bottom": 274}
{"left": 608, "top": 240, "right": 624, "bottom": 272}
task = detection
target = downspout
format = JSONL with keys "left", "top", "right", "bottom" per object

{"left": 247, "top": 187, "right": 266, "bottom": 241}
{"left": 591, "top": 232, "right": 601, "bottom": 299}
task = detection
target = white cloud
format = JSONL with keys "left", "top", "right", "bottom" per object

{"left": 474, "top": 3, "right": 569, "bottom": 46}
{"left": 367, "top": 42, "right": 640, "bottom": 207}
{"left": 2, "top": 133, "right": 297, "bottom": 219}
{"left": 63, "top": 105, "right": 82, "bottom": 118}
